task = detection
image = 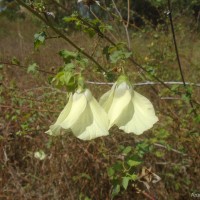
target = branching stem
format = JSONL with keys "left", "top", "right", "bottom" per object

{"left": 49, "top": 0, "right": 175, "bottom": 92}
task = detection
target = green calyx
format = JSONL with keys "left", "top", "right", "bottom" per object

{"left": 77, "top": 75, "right": 86, "bottom": 92}
{"left": 116, "top": 75, "right": 131, "bottom": 86}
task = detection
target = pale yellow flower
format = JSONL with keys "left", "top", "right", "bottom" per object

{"left": 46, "top": 89, "right": 109, "bottom": 140}
{"left": 100, "top": 75, "right": 158, "bottom": 135}
{"left": 45, "top": 94, "right": 73, "bottom": 136}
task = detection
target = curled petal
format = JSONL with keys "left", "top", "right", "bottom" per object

{"left": 99, "top": 89, "right": 112, "bottom": 111}
{"left": 108, "top": 89, "right": 132, "bottom": 128}
{"left": 60, "top": 92, "right": 87, "bottom": 129}
{"left": 71, "top": 104, "right": 93, "bottom": 139}
{"left": 119, "top": 91, "right": 158, "bottom": 135}
{"left": 114, "top": 99, "right": 134, "bottom": 127}
{"left": 99, "top": 83, "right": 119, "bottom": 112}
{"left": 72, "top": 90, "right": 109, "bottom": 140}
{"left": 88, "top": 96, "right": 109, "bottom": 135}
{"left": 45, "top": 94, "right": 73, "bottom": 135}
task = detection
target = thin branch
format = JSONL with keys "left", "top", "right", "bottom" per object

{"left": 51, "top": 0, "right": 117, "bottom": 45}
{"left": 111, "top": 0, "right": 131, "bottom": 49}
{"left": 167, "top": 1, "right": 185, "bottom": 86}
{"left": 15, "top": 0, "right": 107, "bottom": 74}
{"left": 76, "top": 15, "right": 116, "bottom": 46}
{"left": 50, "top": 0, "right": 175, "bottom": 93}
{"left": 125, "top": 0, "right": 131, "bottom": 49}
{"left": 167, "top": 0, "right": 197, "bottom": 115}
{"left": 126, "top": 0, "right": 130, "bottom": 28}
{"left": 86, "top": 80, "right": 200, "bottom": 87}
{"left": 0, "top": 61, "right": 55, "bottom": 75}
{"left": 154, "top": 143, "right": 187, "bottom": 156}
{"left": 160, "top": 97, "right": 180, "bottom": 100}
{"left": 91, "top": 0, "right": 142, "bottom": 31}
{"left": 128, "top": 58, "right": 172, "bottom": 91}
{"left": 2, "top": 61, "right": 199, "bottom": 88}
{"left": 46, "top": 36, "right": 61, "bottom": 39}
{"left": 89, "top": 4, "right": 99, "bottom": 19}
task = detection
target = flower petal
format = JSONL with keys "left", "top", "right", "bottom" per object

{"left": 72, "top": 89, "right": 109, "bottom": 140}
{"left": 119, "top": 91, "right": 158, "bottom": 135}
{"left": 45, "top": 94, "right": 73, "bottom": 135}
{"left": 108, "top": 83, "right": 132, "bottom": 128}
{"left": 77, "top": 121, "right": 108, "bottom": 140}
{"left": 89, "top": 95, "right": 109, "bottom": 134}
{"left": 60, "top": 91, "right": 87, "bottom": 129}
{"left": 99, "top": 84, "right": 115, "bottom": 112}
{"left": 45, "top": 124, "right": 61, "bottom": 136}
{"left": 115, "top": 99, "right": 134, "bottom": 127}
{"left": 54, "top": 93, "right": 73, "bottom": 124}
{"left": 71, "top": 103, "right": 93, "bottom": 139}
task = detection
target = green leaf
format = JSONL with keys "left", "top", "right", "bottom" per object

{"left": 63, "top": 63, "right": 75, "bottom": 71}
{"left": 181, "top": 94, "right": 190, "bottom": 102}
{"left": 84, "top": 27, "right": 96, "bottom": 38}
{"left": 154, "top": 150, "right": 165, "bottom": 158}
{"left": 124, "top": 51, "right": 132, "bottom": 58}
{"left": 112, "top": 184, "right": 120, "bottom": 198}
{"left": 34, "top": 31, "right": 47, "bottom": 50}
{"left": 110, "top": 50, "right": 123, "bottom": 63}
{"left": 52, "top": 71, "right": 77, "bottom": 91}
{"left": 107, "top": 167, "right": 115, "bottom": 177}
{"left": 63, "top": 15, "right": 78, "bottom": 23}
{"left": 122, "top": 177, "right": 130, "bottom": 190}
{"left": 99, "top": 24, "right": 113, "bottom": 33}
{"left": 77, "top": 58, "right": 88, "bottom": 68}
{"left": 27, "top": 63, "right": 38, "bottom": 74}
{"left": 155, "top": 129, "right": 170, "bottom": 140}
{"left": 130, "top": 173, "right": 138, "bottom": 181}
{"left": 195, "top": 115, "right": 200, "bottom": 123}
{"left": 127, "top": 159, "right": 141, "bottom": 167}
{"left": 145, "top": 65, "right": 156, "bottom": 75}
{"left": 59, "top": 50, "right": 78, "bottom": 63}
{"left": 122, "top": 146, "right": 132, "bottom": 155}
{"left": 135, "top": 142, "right": 150, "bottom": 157}
{"left": 171, "top": 84, "right": 180, "bottom": 92}
{"left": 110, "top": 50, "right": 132, "bottom": 64}
{"left": 11, "top": 57, "right": 20, "bottom": 65}
{"left": 112, "top": 162, "right": 123, "bottom": 172}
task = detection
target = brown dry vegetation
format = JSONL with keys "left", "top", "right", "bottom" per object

{"left": 0, "top": 13, "right": 200, "bottom": 200}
